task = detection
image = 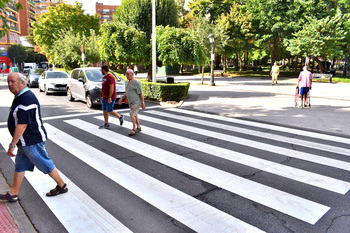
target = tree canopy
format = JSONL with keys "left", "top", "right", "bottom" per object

{"left": 8, "top": 44, "right": 27, "bottom": 65}
{"left": 32, "top": 2, "right": 99, "bottom": 60}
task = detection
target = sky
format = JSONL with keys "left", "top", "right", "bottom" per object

{"left": 63, "top": 0, "right": 189, "bottom": 15}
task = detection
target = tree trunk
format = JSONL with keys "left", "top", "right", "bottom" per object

{"left": 314, "top": 57, "right": 326, "bottom": 73}
{"left": 201, "top": 65, "right": 205, "bottom": 85}
{"left": 147, "top": 64, "right": 152, "bottom": 82}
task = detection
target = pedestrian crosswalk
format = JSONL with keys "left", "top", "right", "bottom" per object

{"left": 0, "top": 107, "right": 349, "bottom": 232}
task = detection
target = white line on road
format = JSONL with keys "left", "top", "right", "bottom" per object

{"left": 45, "top": 124, "right": 264, "bottom": 233}
{"left": 66, "top": 119, "right": 330, "bottom": 225}
{"left": 98, "top": 116, "right": 350, "bottom": 195}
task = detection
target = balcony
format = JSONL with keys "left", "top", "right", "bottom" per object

{"left": 30, "top": 16, "right": 36, "bottom": 21}
{"left": 29, "top": 8, "right": 36, "bottom": 14}
{"left": 9, "top": 26, "right": 19, "bottom": 32}
{"left": 28, "top": 0, "right": 35, "bottom": 7}
{"left": 6, "top": 4, "right": 17, "bottom": 12}
{"left": 8, "top": 15, "right": 17, "bottom": 22}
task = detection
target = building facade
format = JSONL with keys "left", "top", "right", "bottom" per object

{"left": 95, "top": 2, "right": 118, "bottom": 24}
{"left": 18, "top": 0, "right": 36, "bottom": 36}
{"left": 34, "top": 0, "right": 62, "bottom": 15}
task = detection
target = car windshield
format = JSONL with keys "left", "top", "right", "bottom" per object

{"left": 30, "top": 69, "right": 44, "bottom": 75}
{"left": 84, "top": 69, "right": 122, "bottom": 82}
{"left": 47, "top": 72, "right": 69, "bottom": 79}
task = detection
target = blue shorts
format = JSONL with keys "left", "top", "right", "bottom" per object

{"left": 15, "top": 141, "right": 55, "bottom": 174}
{"left": 101, "top": 98, "right": 116, "bottom": 112}
{"left": 300, "top": 87, "right": 310, "bottom": 95}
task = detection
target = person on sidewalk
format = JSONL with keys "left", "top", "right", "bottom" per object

{"left": 0, "top": 72, "right": 68, "bottom": 203}
{"left": 99, "top": 65, "right": 124, "bottom": 129}
{"left": 118, "top": 69, "right": 146, "bottom": 136}
{"left": 270, "top": 62, "right": 280, "bottom": 85}
{"left": 296, "top": 66, "right": 312, "bottom": 108}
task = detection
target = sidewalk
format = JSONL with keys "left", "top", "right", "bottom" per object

{"left": 178, "top": 75, "right": 350, "bottom": 137}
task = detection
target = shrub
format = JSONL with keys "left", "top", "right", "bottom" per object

{"left": 141, "top": 81, "right": 190, "bottom": 102}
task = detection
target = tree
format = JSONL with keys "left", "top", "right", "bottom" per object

{"left": 188, "top": 0, "right": 235, "bottom": 23}
{"left": 51, "top": 29, "right": 100, "bottom": 69}
{"left": 286, "top": 14, "right": 346, "bottom": 72}
{"left": 114, "top": 0, "right": 178, "bottom": 39}
{"left": 99, "top": 22, "right": 148, "bottom": 67}
{"left": 8, "top": 44, "right": 27, "bottom": 67}
{"left": 32, "top": 2, "right": 99, "bottom": 60}
{"left": 113, "top": 0, "right": 179, "bottom": 80}
{"left": 156, "top": 25, "right": 206, "bottom": 67}
{"left": 0, "top": 0, "right": 22, "bottom": 38}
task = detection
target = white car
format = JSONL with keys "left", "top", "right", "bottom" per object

{"left": 38, "top": 71, "right": 69, "bottom": 95}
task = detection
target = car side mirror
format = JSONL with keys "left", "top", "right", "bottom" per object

{"left": 78, "top": 78, "right": 85, "bottom": 83}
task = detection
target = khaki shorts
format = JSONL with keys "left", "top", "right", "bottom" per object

{"left": 130, "top": 104, "right": 141, "bottom": 116}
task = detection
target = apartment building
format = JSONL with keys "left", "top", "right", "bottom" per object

{"left": 34, "top": 0, "right": 63, "bottom": 15}
{"left": 18, "top": 0, "right": 36, "bottom": 36}
{"left": 96, "top": 2, "right": 118, "bottom": 24}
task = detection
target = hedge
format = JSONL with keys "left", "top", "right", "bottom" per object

{"left": 141, "top": 81, "right": 190, "bottom": 102}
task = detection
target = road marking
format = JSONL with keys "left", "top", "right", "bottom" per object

{"left": 143, "top": 111, "right": 350, "bottom": 172}
{"left": 98, "top": 116, "right": 350, "bottom": 195}
{"left": 149, "top": 110, "right": 350, "bottom": 156}
{"left": 44, "top": 124, "right": 264, "bottom": 233}
{"left": 66, "top": 119, "right": 330, "bottom": 225}
{"left": 0, "top": 128, "right": 131, "bottom": 233}
{"left": 167, "top": 108, "right": 350, "bottom": 145}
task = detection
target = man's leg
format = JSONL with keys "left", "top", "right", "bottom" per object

{"left": 48, "top": 167, "right": 65, "bottom": 188}
{"left": 103, "top": 110, "right": 109, "bottom": 124}
{"left": 109, "top": 111, "right": 121, "bottom": 119}
{"left": 130, "top": 113, "right": 137, "bottom": 131}
{"left": 9, "top": 171, "right": 25, "bottom": 196}
{"left": 135, "top": 115, "right": 141, "bottom": 129}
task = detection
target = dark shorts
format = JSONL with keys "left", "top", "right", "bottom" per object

{"left": 102, "top": 98, "right": 116, "bottom": 112}
{"left": 15, "top": 141, "right": 55, "bottom": 174}
{"left": 300, "top": 87, "right": 310, "bottom": 95}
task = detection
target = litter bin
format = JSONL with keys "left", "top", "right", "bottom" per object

{"left": 166, "top": 77, "right": 174, "bottom": 84}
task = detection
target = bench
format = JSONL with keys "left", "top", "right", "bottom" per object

{"left": 214, "top": 70, "right": 224, "bottom": 76}
{"left": 312, "top": 73, "right": 333, "bottom": 83}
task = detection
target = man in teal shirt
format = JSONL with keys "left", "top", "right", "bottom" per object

{"left": 118, "top": 69, "right": 146, "bottom": 136}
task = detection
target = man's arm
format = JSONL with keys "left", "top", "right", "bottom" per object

{"left": 7, "top": 124, "right": 27, "bottom": 157}
{"left": 108, "top": 83, "right": 114, "bottom": 103}
{"left": 140, "top": 93, "right": 146, "bottom": 109}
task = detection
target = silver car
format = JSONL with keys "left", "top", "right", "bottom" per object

{"left": 67, "top": 67, "right": 125, "bottom": 108}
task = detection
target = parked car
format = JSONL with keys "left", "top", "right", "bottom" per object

{"left": 67, "top": 67, "right": 125, "bottom": 108}
{"left": 26, "top": 68, "right": 44, "bottom": 88}
{"left": 38, "top": 70, "right": 69, "bottom": 95}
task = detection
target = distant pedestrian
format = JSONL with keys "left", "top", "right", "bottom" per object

{"left": 118, "top": 69, "right": 146, "bottom": 136}
{"left": 296, "top": 66, "right": 312, "bottom": 108}
{"left": 99, "top": 65, "right": 124, "bottom": 129}
{"left": 133, "top": 64, "right": 138, "bottom": 76}
{"left": 270, "top": 62, "right": 280, "bottom": 85}
{"left": 0, "top": 72, "right": 68, "bottom": 202}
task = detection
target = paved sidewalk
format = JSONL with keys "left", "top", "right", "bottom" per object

{"left": 177, "top": 75, "right": 350, "bottom": 137}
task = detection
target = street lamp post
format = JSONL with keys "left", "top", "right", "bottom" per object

{"left": 208, "top": 34, "right": 215, "bottom": 86}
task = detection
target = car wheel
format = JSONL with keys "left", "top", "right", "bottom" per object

{"left": 39, "top": 85, "right": 43, "bottom": 92}
{"left": 86, "top": 93, "right": 94, "bottom": 108}
{"left": 67, "top": 88, "right": 75, "bottom": 101}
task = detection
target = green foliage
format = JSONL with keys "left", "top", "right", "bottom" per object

{"left": 8, "top": 44, "right": 27, "bottom": 65}
{"left": 24, "top": 47, "right": 47, "bottom": 63}
{"left": 188, "top": 0, "right": 235, "bottom": 23}
{"left": 286, "top": 14, "right": 346, "bottom": 58}
{"left": 51, "top": 29, "right": 100, "bottom": 69}
{"left": 32, "top": 2, "right": 99, "bottom": 60}
{"left": 156, "top": 26, "right": 206, "bottom": 66}
{"left": 114, "top": 0, "right": 178, "bottom": 39}
{"left": 99, "top": 22, "right": 148, "bottom": 66}
{"left": 141, "top": 81, "right": 190, "bottom": 102}
{"left": 0, "top": 0, "right": 22, "bottom": 38}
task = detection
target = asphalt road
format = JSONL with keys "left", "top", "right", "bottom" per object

{"left": 0, "top": 78, "right": 350, "bottom": 233}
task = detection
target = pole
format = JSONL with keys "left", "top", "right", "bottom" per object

{"left": 210, "top": 43, "right": 215, "bottom": 86}
{"left": 152, "top": 0, "right": 156, "bottom": 83}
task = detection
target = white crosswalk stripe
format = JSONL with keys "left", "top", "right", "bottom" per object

{"left": 66, "top": 119, "right": 330, "bottom": 225}
{"left": 98, "top": 116, "right": 350, "bottom": 195}
{"left": 0, "top": 128, "right": 132, "bottom": 233}
{"left": 1, "top": 107, "right": 349, "bottom": 232}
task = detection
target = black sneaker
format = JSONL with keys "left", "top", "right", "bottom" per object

{"left": 119, "top": 115, "right": 124, "bottom": 126}
{"left": 99, "top": 123, "right": 109, "bottom": 129}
